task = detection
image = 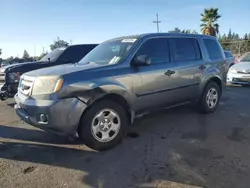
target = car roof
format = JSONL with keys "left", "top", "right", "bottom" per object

{"left": 106, "top": 32, "right": 217, "bottom": 42}
{"left": 67, "top": 44, "right": 98, "bottom": 48}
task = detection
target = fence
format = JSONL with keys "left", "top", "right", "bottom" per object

{"left": 220, "top": 41, "right": 250, "bottom": 57}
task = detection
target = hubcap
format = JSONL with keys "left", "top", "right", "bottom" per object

{"left": 206, "top": 88, "right": 218, "bottom": 108}
{"left": 91, "top": 109, "right": 121, "bottom": 143}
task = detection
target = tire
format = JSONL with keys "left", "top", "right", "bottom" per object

{"left": 78, "top": 100, "right": 128, "bottom": 151}
{"left": 198, "top": 81, "right": 221, "bottom": 114}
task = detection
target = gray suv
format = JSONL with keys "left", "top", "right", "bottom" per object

{"left": 14, "top": 33, "right": 226, "bottom": 150}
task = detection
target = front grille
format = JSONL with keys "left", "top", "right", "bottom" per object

{"left": 237, "top": 70, "right": 250, "bottom": 74}
{"left": 0, "top": 72, "right": 5, "bottom": 84}
{"left": 18, "top": 75, "right": 35, "bottom": 96}
{"left": 233, "top": 78, "right": 250, "bottom": 83}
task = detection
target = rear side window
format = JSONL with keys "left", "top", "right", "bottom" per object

{"left": 203, "top": 39, "right": 223, "bottom": 60}
{"left": 135, "top": 38, "right": 170, "bottom": 64}
{"left": 170, "top": 38, "right": 201, "bottom": 62}
{"left": 58, "top": 45, "right": 96, "bottom": 63}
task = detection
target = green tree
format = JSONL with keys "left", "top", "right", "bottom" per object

{"left": 169, "top": 27, "right": 181, "bottom": 33}
{"left": 0, "top": 49, "right": 2, "bottom": 56}
{"left": 192, "top": 30, "right": 198, "bottom": 34}
{"left": 5, "top": 56, "right": 14, "bottom": 64}
{"left": 50, "top": 37, "right": 69, "bottom": 51}
{"left": 23, "top": 50, "right": 30, "bottom": 59}
{"left": 200, "top": 8, "right": 221, "bottom": 36}
{"left": 244, "top": 33, "right": 248, "bottom": 40}
{"left": 227, "top": 29, "right": 232, "bottom": 40}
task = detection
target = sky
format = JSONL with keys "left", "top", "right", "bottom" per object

{"left": 0, "top": 0, "right": 249, "bottom": 59}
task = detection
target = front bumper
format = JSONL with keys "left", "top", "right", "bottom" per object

{"left": 227, "top": 72, "right": 250, "bottom": 85}
{"left": 14, "top": 94, "right": 87, "bottom": 136}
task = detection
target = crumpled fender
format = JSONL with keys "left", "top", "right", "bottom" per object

{"left": 57, "top": 78, "right": 135, "bottom": 111}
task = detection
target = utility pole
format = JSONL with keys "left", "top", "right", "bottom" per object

{"left": 153, "top": 13, "right": 161, "bottom": 33}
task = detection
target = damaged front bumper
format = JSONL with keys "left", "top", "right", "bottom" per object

{"left": 14, "top": 93, "right": 88, "bottom": 137}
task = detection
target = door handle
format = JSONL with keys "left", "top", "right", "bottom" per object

{"left": 164, "top": 70, "right": 175, "bottom": 76}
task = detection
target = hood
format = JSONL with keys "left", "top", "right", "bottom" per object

{"left": 25, "top": 62, "right": 102, "bottom": 77}
{"left": 2, "top": 61, "right": 35, "bottom": 72}
{"left": 232, "top": 61, "right": 250, "bottom": 70}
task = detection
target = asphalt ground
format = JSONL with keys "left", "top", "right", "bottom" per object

{"left": 0, "top": 85, "right": 250, "bottom": 188}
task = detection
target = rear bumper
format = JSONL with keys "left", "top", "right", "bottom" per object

{"left": 14, "top": 94, "right": 88, "bottom": 136}
{"left": 227, "top": 72, "right": 250, "bottom": 85}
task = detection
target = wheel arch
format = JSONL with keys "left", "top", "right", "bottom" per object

{"left": 202, "top": 76, "right": 222, "bottom": 96}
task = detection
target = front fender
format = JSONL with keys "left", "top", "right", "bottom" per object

{"left": 57, "top": 78, "right": 134, "bottom": 110}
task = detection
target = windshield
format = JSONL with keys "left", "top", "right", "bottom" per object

{"left": 39, "top": 48, "right": 66, "bottom": 62}
{"left": 78, "top": 38, "right": 137, "bottom": 65}
{"left": 241, "top": 54, "right": 250, "bottom": 62}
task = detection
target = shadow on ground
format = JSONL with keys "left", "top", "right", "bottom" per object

{"left": 1, "top": 86, "right": 250, "bottom": 188}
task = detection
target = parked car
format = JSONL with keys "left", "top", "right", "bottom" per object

{"left": 1, "top": 61, "right": 10, "bottom": 67}
{"left": 227, "top": 53, "right": 250, "bottom": 85}
{"left": 14, "top": 33, "right": 226, "bottom": 151}
{"left": 0, "top": 44, "right": 98, "bottom": 100}
{"left": 224, "top": 50, "right": 235, "bottom": 70}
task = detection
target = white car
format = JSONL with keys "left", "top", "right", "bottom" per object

{"left": 227, "top": 53, "right": 250, "bottom": 85}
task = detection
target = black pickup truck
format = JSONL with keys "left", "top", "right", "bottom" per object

{"left": 0, "top": 44, "right": 98, "bottom": 100}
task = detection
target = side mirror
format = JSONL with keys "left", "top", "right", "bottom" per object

{"left": 48, "top": 58, "right": 51, "bottom": 62}
{"left": 132, "top": 55, "right": 151, "bottom": 66}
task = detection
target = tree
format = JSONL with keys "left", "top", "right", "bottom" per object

{"left": 5, "top": 56, "right": 14, "bottom": 64}
{"left": 192, "top": 30, "right": 198, "bottom": 34}
{"left": 200, "top": 8, "right": 221, "bottom": 36}
{"left": 50, "top": 37, "right": 69, "bottom": 51}
{"left": 182, "top": 29, "right": 191, "bottom": 34}
{"left": 228, "top": 29, "right": 232, "bottom": 40}
{"left": 244, "top": 33, "right": 248, "bottom": 41}
{"left": 23, "top": 50, "right": 30, "bottom": 59}
{"left": 0, "top": 49, "right": 2, "bottom": 56}
{"left": 169, "top": 27, "right": 181, "bottom": 33}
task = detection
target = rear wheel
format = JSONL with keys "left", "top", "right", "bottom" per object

{"left": 78, "top": 100, "right": 128, "bottom": 151}
{"left": 198, "top": 81, "right": 221, "bottom": 113}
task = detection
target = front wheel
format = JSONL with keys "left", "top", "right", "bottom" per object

{"left": 198, "top": 82, "right": 221, "bottom": 114}
{"left": 78, "top": 100, "right": 128, "bottom": 151}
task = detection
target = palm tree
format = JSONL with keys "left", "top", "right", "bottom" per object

{"left": 200, "top": 8, "right": 221, "bottom": 37}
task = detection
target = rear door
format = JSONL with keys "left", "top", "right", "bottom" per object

{"left": 168, "top": 37, "right": 204, "bottom": 103}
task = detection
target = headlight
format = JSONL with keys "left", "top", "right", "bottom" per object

{"left": 32, "top": 76, "right": 64, "bottom": 95}
{"left": 228, "top": 68, "right": 237, "bottom": 73}
{"left": 8, "top": 72, "right": 21, "bottom": 82}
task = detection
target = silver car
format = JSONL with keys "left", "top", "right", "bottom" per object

{"left": 227, "top": 53, "right": 250, "bottom": 85}
{"left": 14, "top": 33, "right": 226, "bottom": 150}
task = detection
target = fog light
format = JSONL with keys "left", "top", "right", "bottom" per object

{"left": 40, "top": 114, "right": 48, "bottom": 123}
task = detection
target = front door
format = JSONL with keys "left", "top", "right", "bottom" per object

{"left": 132, "top": 37, "right": 180, "bottom": 114}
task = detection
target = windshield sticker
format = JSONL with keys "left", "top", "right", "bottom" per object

{"left": 121, "top": 38, "right": 137, "bottom": 43}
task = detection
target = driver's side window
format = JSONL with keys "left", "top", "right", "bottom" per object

{"left": 135, "top": 38, "right": 170, "bottom": 65}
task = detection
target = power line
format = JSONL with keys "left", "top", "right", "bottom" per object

{"left": 153, "top": 13, "right": 161, "bottom": 33}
